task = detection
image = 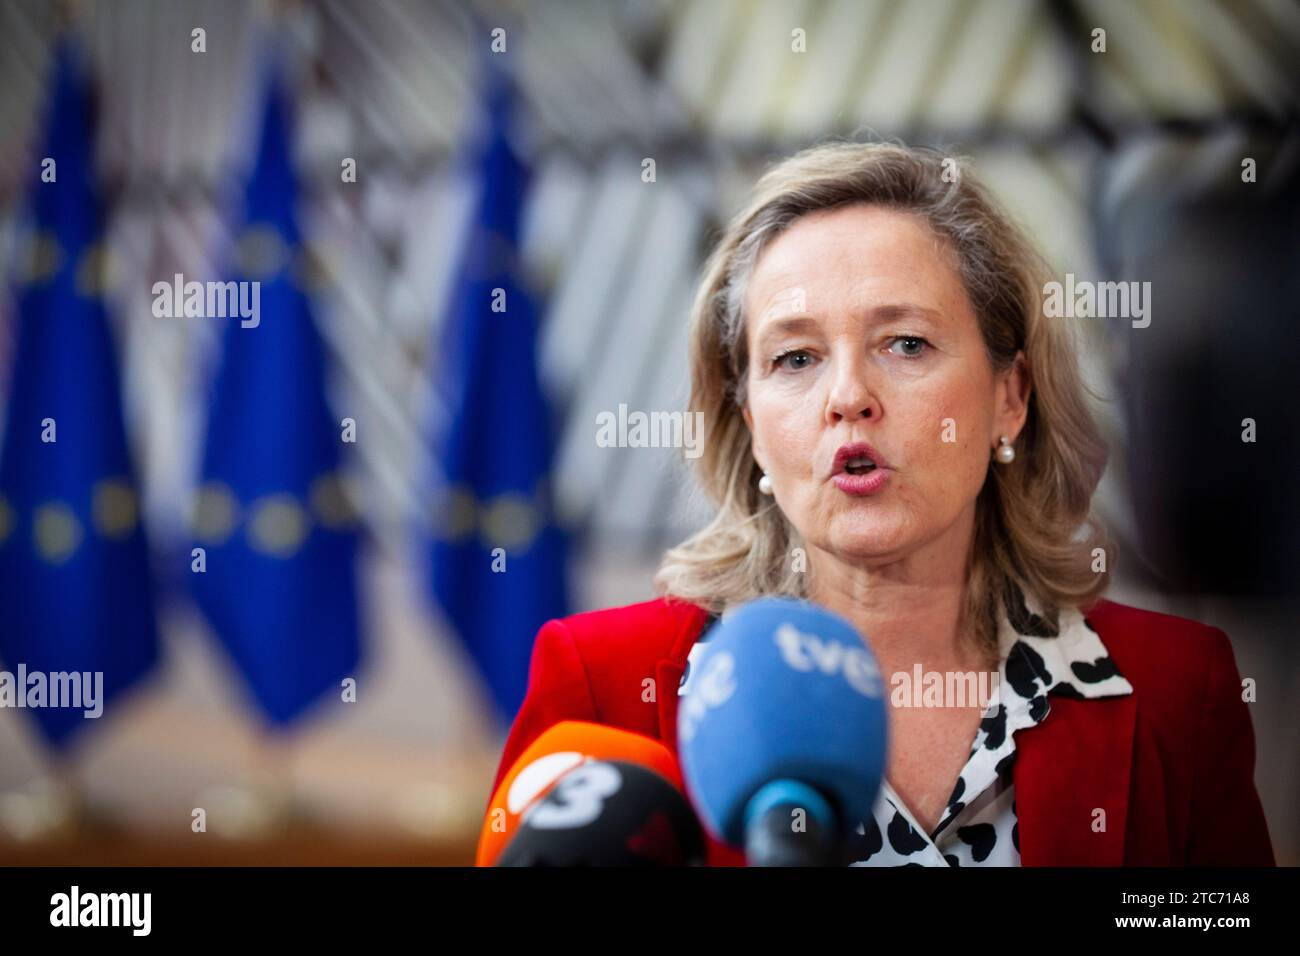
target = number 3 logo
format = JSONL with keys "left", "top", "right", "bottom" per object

{"left": 524, "top": 762, "right": 623, "bottom": 830}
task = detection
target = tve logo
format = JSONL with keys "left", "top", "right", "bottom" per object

{"left": 677, "top": 651, "right": 737, "bottom": 743}
{"left": 773, "top": 623, "right": 881, "bottom": 698}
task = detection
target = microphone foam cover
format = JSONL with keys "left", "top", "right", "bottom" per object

{"left": 676, "top": 597, "right": 888, "bottom": 846}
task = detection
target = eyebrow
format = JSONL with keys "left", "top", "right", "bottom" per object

{"left": 752, "top": 303, "right": 943, "bottom": 351}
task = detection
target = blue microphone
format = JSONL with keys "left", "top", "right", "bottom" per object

{"left": 676, "top": 596, "right": 888, "bottom": 865}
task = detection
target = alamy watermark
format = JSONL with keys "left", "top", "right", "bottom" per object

{"left": 595, "top": 404, "right": 705, "bottom": 459}
{"left": 50, "top": 886, "right": 151, "bottom": 936}
{"left": 0, "top": 664, "right": 103, "bottom": 719}
{"left": 889, "top": 665, "right": 1000, "bottom": 710}
{"left": 151, "top": 273, "right": 260, "bottom": 328}
{"left": 1043, "top": 273, "right": 1151, "bottom": 328}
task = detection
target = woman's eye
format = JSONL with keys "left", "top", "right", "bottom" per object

{"left": 887, "top": 336, "right": 930, "bottom": 358}
{"left": 773, "top": 349, "right": 813, "bottom": 371}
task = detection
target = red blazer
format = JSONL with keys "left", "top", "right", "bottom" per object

{"left": 488, "top": 596, "right": 1275, "bottom": 866}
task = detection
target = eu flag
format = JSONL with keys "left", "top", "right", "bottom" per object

{"left": 189, "top": 72, "right": 361, "bottom": 726}
{"left": 430, "top": 63, "right": 569, "bottom": 727}
{"left": 0, "top": 42, "right": 159, "bottom": 747}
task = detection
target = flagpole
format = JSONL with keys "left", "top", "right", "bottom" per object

{"left": 46, "top": 748, "right": 86, "bottom": 838}
{"left": 246, "top": 726, "right": 297, "bottom": 839}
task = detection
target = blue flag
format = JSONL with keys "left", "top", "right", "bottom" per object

{"left": 0, "top": 42, "right": 159, "bottom": 747}
{"left": 189, "top": 72, "right": 361, "bottom": 726}
{"left": 430, "top": 64, "right": 569, "bottom": 727}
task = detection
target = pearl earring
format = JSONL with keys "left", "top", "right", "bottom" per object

{"left": 995, "top": 435, "right": 1016, "bottom": 464}
{"left": 758, "top": 472, "right": 774, "bottom": 495}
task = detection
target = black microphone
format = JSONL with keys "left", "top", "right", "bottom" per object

{"left": 495, "top": 759, "right": 706, "bottom": 866}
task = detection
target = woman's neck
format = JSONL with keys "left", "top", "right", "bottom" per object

{"left": 805, "top": 521, "right": 992, "bottom": 675}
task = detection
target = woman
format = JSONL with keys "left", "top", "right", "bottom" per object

{"left": 487, "top": 141, "right": 1275, "bottom": 866}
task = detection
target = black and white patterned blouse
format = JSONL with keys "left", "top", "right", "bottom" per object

{"left": 681, "top": 590, "right": 1134, "bottom": 866}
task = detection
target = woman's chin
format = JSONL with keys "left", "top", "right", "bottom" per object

{"left": 818, "top": 512, "right": 914, "bottom": 562}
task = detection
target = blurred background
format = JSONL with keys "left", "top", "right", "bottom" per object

{"left": 0, "top": 0, "right": 1296, "bottom": 865}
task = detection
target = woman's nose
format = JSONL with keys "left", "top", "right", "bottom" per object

{"left": 824, "top": 357, "right": 881, "bottom": 425}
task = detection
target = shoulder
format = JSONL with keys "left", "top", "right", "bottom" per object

{"left": 1084, "top": 597, "right": 1233, "bottom": 667}
{"left": 546, "top": 596, "right": 711, "bottom": 675}
{"left": 1082, "top": 597, "right": 1243, "bottom": 720}
{"left": 493, "top": 597, "right": 710, "bottom": 793}
{"left": 521, "top": 596, "right": 709, "bottom": 737}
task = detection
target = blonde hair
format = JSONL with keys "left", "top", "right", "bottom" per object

{"left": 655, "top": 140, "right": 1110, "bottom": 656}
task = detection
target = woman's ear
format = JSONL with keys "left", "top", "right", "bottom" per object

{"left": 742, "top": 402, "right": 766, "bottom": 473}
{"left": 993, "top": 351, "right": 1031, "bottom": 442}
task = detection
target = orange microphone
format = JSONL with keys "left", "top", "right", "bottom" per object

{"left": 476, "top": 721, "right": 687, "bottom": 866}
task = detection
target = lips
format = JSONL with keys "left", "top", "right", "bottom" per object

{"left": 831, "top": 442, "right": 890, "bottom": 477}
{"left": 830, "top": 442, "right": 892, "bottom": 497}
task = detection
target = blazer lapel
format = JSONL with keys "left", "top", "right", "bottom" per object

{"left": 1015, "top": 691, "right": 1138, "bottom": 865}
{"left": 654, "top": 602, "right": 709, "bottom": 757}
{"left": 656, "top": 658, "right": 686, "bottom": 755}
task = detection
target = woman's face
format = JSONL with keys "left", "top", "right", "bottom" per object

{"left": 742, "top": 204, "right": 1029, "bottom": 568}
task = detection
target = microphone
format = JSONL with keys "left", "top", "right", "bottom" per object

{"left": 476, "top": 720, "right": 690, "bottom": 866}
{"left": 496, "top": 758, "right": 706, "bottom": 866}
{"left": 676, "top": 596, "right": 888, "bottom": 866}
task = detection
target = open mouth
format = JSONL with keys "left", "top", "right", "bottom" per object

{"left": 831, "top": 442, "right": 891, "bottom": 483}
